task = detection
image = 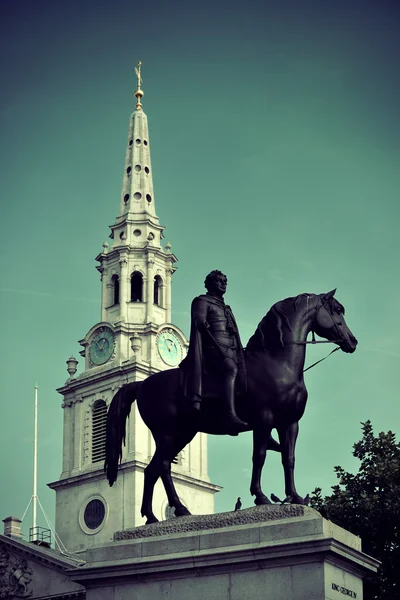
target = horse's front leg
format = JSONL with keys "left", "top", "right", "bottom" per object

{"left": 250, "top": 424, "right": 272, "bottom": 505}
{"left": 277, "top": 421, "right": 307, "bottom": 505}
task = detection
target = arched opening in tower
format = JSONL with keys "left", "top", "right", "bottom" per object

{"left": 131, "top": 272, "right": 143, "bottom": 302}
{"left": 112, "top": 275, "right": 120, "bottom": 305}
{"left": 153, "top": 275, "right": 164, "bottom": 306}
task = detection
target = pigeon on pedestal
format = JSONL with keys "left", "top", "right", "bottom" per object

{"left": 234, "top": 497, "right": 242, "bottom": 511}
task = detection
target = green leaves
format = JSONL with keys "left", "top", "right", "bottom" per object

{"left": 310, "top": 421, "right": 400, "bottom": 600}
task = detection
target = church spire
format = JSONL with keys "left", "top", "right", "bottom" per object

{"left": 96, "top": 62, "right": 177, "bottom": 325}
{"left": 113, "top": 61, "right": 159, "bottom": 230}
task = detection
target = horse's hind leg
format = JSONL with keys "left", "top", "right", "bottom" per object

{"left": 141, "top": 451, "right": 161, "bottom": 524}
{"left": 250, "top": 423, "right": 273, "bottom": 505}
{"left": 159, "top": 431, "right": 196, "bottom": 517}
{"left": 277, "top": 421, "right": 306, "bottom": 504}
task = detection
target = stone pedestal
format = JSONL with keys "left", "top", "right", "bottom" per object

{"left": 70, "top": 506, "right": 379, "bottom": 600}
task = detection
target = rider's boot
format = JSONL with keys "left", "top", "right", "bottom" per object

{"left": 224, "top": 375, "right": 248, "bottom": 435}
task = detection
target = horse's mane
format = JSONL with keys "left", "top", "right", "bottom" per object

{"left": 246, "top": 293, "right": 313, "bottom": 351}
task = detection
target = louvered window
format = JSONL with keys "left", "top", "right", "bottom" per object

{"left": 92, "top": 400, "right": 107, "bottom": 463}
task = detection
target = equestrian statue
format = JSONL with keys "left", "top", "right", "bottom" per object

{"left": 105, "top": 271, "right": 358, "bottom": 525}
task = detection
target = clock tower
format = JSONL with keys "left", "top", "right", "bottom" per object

{"left": 49, "top": 64, "right": 220, "bottom": 555}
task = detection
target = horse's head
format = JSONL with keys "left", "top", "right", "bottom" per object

{"left": 313, "top": 289, "right": 358, "bottom": 353}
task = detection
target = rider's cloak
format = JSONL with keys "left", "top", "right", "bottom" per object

{"left": 179, "top": 294, "right": 247, "bottom": 400}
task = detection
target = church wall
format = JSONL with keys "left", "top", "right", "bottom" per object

{"left": 54, "top": 474, "right": 124, "bottom": 554}
{"left": 54, "top": 462, "right": 216, "bottom": 554}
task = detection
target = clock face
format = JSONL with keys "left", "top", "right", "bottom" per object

{"left": 157, "top": 329, "right": 184, "bottom": 367}
{"left": 89, "top": 327, "right": 115, "bottom": 366}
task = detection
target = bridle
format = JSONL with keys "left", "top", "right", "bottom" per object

{"left": 292, "top": 296, "right": 344, "bottom": 372}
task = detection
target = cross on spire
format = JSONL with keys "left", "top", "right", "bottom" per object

{"left": 134, "top": 61, "right": 144, "bottom": 110}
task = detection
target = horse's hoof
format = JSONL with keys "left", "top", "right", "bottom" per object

{"left": 175, "top": 506, "right": 191, "bottom": 517}
{"left": 290, "top": 494, "right": 310, "bottom": 506}
{"left": 254, "top": 496, "right": 272, "bottom": 505}
{"left": 145, "top": 516, "right": 159, "bottom": 524}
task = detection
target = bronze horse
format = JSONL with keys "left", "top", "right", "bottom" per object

{"left": 105, "top": 290, "right": 357, "bottom": 524}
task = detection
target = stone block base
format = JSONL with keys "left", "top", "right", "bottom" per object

{"left": 70, "top": 506, "right": 379, "bottom": 600}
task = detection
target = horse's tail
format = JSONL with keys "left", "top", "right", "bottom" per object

{"left": 104, "top": 381, "right": 142, "bottom": 487}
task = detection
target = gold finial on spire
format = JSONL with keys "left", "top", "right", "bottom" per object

{"left": 134, "top": 61, "right": 144, "bottom": 110}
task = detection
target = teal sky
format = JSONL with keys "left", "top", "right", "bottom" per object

{"left": 1, "top": 0, "right": 399, "bottom": 540}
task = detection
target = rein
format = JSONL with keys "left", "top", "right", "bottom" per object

{"left": 303, "top": 345, "right": 340, "bottom": 373}
{"left": 293, "top": 332, "right": 342, "bottom": 373}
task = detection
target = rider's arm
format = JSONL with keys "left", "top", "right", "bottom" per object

{"left": 191, "top": 297, "right": 209, "bottom": 332}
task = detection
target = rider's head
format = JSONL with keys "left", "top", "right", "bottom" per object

{"left": 204, "top": 270, "right": 227, "bottom": 296}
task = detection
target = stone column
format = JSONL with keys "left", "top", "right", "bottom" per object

{"left": 146, "top": 259, "right": 154, "bottom": 323}
{"left": 100, "top": 267, "right": 108, "bottom": 322}
{"left": 71, "top": 397, "right": 83, "bottom": 474}
{"left": 119, "top": 258, "right": 128, "bottom": 322}
{"left": 165, "top": 267, "right": 173, "bottom": 323}
{"left": 61, "top": 400, "right": 73, "bottom": 476}
{"left": 200, "top": 432, "right": 208, "bottom": 478}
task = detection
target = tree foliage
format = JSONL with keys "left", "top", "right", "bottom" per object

{"left": 310, "top": 421, "right": 400, "bottom": 600}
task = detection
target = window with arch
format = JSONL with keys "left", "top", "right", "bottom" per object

{"left": 153, "top": 275, "right": 163, "bottom": 306}
{"left": 111, "top": 275, "right": 119, "bottom": 305}
{"left": 131, "top": 271, "right": 143, "bottom": 302}
{"left": 92, "top": 400, "right": 107, "bottom": 463}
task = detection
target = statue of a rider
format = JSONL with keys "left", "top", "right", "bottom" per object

{"left": 180, "top": 270, "right": 248, "bottom": 435}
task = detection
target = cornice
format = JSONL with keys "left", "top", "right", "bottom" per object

{"left": 96, "top": 245, "right": 177, "bottom": 265}
{"left": 57, "top": 361, "right": 159, "bottom": 396}
{"left": 48, "top": 459, "right": 220, "bottom": 494}
{"left": 0, "top": 535, "right": 84, "bottom": 570}
{"left": 67, "top": 533, "right": 379, "bottom": 586}
{"left": 111, "top": 216, "right": 165, "bottom": 232}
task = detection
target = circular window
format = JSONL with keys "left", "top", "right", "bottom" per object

{"left": 126, "top": 167, "right": 131, "bottom": 175}
{"left": 134, "top": 192, "right": 142, "bottom": 200}
{"left": 133, "top": 229, "right": 141, "bottom": 236}
{"left": 144, "top": 140, "right": 148, "bottom": 146}
{"left": 84, "top": 499, "right": 105, "bottom": 529}
{"left": 129, "top": 139, "right": 133, "bottom": 147}
{"left": 79, "top": 496, "right": 108, "bottom": 534}
{"left": 124, "top": 194, "right": 129, "bottom": 203}
{"left": 135, "top": 164, "right": 141, "bottom": 172}
{"left": 146, "top": 194, "right": 152, "bottom": 203}
{"left": 135, "top": 138, "right": 141, "bottom": 145}
{"left": 144, "top": 166, "right": 150, "bottom": 174}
